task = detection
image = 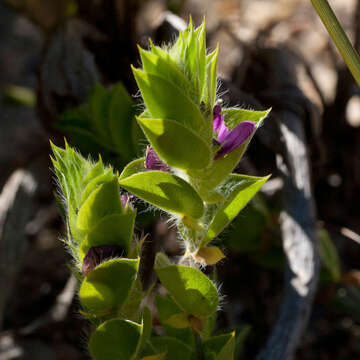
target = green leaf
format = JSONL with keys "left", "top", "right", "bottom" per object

{"left": 90, "top": 83, "right": 111, "bottom": 142}
{"left": 196, "top": 21, "right": 207, "bottom": 103}
{"left": 222, "top": 204, "right": 266, "bottom": 252}
{"left": 234, "top": 326, "right": 251, "bottom": 358}
{"left": 132, "top": 68, "right": 205, "bottom": 132}
{"left": 155, "top": 262, "right": 219, "bottom": 318}
{"left": 88, "top": 318, "right": 142, "bottom": 360}
{"left": 155, "top": 293, "right": 183, "bottom": 324}
{"left": 202, "top": 174, "right": 270, "bottom": 246}
{"left": 165, "top": 313, "right": 190, "bottom": 328}
{"left": 108, "top": 83, "right": 136, "bottom": 159}
{"left": 138, "top": 307, "right": 153, "bottom": 353}
{"left": 80, "top": 258, "right": 139, "bottom": 314}
{"left": 222, "top": 108, "right": 271, "bottom": 130}
{"left": 137, "top": 117, "right": 211, "bottom": 170}
{"left": 155, "top": 293, "right": 194, "bottom": 345}
{"left": 119, "top": 276, "right": 143, "bottom": 319}
{"left": 139, "top": 354, "right": 167, "bottom": 360}
{"left": 79, "top": 212, "right": 136, "bottom": 260}
{"left": 119, "top": 171, "right": 204, "bottom": 218}
{"left": 149, "top": 337, "right": 193, "bottom": 360}
{"left": 204, "top": 332, "right": 235, "bottom": 360}
{"left": 193, "top": 246, "right": 226, "bottom": 265}
{"left": 119, "top": 157, "right": 146, "bottom": 180}
{"left": 207, "top": 46, "right": 219, "bottom": 108}
{"left": 77, "top": 177, "right": 123, "bottom": 232}
{"left": 318, "top": 228, "right": 341, "bottom": 282}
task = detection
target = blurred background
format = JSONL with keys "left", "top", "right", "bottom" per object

{"left": 0, "top": 0, "right": 360, "bottom": 359}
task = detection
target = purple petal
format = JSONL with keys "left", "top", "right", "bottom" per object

{"left": 215, "top": 121, "right": 255, "bottom": 159}
{"left": 213, "top": 105, "right": 223, "bottom": 132}
{"left": 82, "top": 245, "right": 124, "bottom": 276}
{"left": 145, "top": 146, "right": 169, "bottom": 171}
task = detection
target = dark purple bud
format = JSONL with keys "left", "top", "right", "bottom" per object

{"left": 82, "top": 245, "right": 124, "bottom": 276}
{"left": 144, "top": 145, "right": 169, "bottom": 171}
{"left": 213, "top": 106, "right": 255, "bottom": 159}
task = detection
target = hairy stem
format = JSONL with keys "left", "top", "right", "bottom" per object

{"left": 311, "top": 0, "right": 360, "bottom": 86}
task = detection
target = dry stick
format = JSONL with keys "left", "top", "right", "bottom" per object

{"left": 0, "top": 170, "right": 37, "bottom": 330}
{"left": 251, "top": 49, "right": 320, "bottom": 360}
{"left": 257, "top": 110, "right": 320, "bottom": 360}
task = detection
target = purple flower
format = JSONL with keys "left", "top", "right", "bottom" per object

{"left": 82, "top": 245, "right": 124, "bottom": 276}
{"left": 144, "top": 145, "right": 169, "bottom": 171}
{"left": 213, "top": 106, "right": 255, "bottom": 159}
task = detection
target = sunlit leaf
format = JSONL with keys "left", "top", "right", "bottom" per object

{"left": 137, "top": 117, "right": 211, "bottom": 170}
{"left": 155, "top": 261, "right": 218, "bottom": 318}
{"left": 119, "top": 171, "right": 204, "bottom": 218}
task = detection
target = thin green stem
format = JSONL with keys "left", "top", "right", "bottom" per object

{"left": 194, "top": 331, "right": 205, "bottom": 360}
{"left": 311, "top": 0, "right": 360, "bottom": 86}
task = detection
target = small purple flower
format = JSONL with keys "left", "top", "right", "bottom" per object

{"left": 82, "top": 245, "right": 124, "bottom": 276}
{"left": 144, "top": 145, "right": 169, "bottom": 171}
{"left": 213, "top": 106, "right": 255, "bottom": 159}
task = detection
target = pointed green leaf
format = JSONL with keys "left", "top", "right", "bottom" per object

{"left": 80, "top": 169, "right": 114, "bottom": 205}
{"left": 89, "top": 318, "right": 142, "bottom": 360}
{"left": 222, "top": 108, "right": 271, "bottom": 130}
{"left": 235, "top": 326, "right": 251, "bottom": 358}
{"left": 83, "top": 159, "right": 105, "bottom": 187}
{"left": 119, "top": 171, "right": 204, "bottom": 218}
{"left": 202, "top": 174, "right": 270, "bottom": 246}
{"left": 204, "top": 332, "right": 235, "bottom": 360}
{"left": 90, "top": 83, "right": 111, "bottom": 141}
{"left": 137, "top": 307, "right": 153, "bottom": 353}
{"left": 137, "top": 117, "right": 211, "bottom": 170}
{"left": 119, "top": 157, "right": 146, "bottom": 180}
{"left": 132, "top": 68, "right": 204, "bottom": 132}
{"left": 77, "top": 177, "right": 123, "bottom": 231}
{"left": 80, "top": 258, "right": 139, "bottom": 314}
{"left": 149, "top": 337, "right": 193, "bottom": 360}
{"left": 79, "top": 212, "right": 136, "bottom": 260}
{"left": 196, "top": 21, "right": 207, "bottom": 102}
{"left": 108, "top": 83, "right": 136, "bottom": 159}
{"left": 155, "top": 262, "right": 219, "bottom": 318}
{"left": 139, "top": 47, "right": 192, "bottom": 98}
{"left": 207, "top": 46, "right": 219, "bottom": 108}
{"left": 155, "top": 293, "right": 194, "bottom": 344}
{"left": 318, "top": 229, "right": 341, "bottom": 282}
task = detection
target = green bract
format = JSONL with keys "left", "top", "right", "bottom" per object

{"left": 51, "top": 142, "right": 136, "bottom": 261}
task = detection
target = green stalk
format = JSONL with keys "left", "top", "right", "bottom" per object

{"left": 311, "top": 0, "right": 360, "bottom": 86}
